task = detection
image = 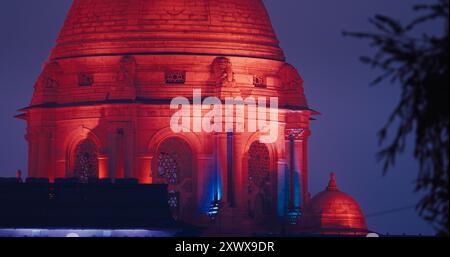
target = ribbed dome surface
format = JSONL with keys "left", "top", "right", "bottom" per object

{"left": 50, "top": 0, "right": 285, "bottom": 61}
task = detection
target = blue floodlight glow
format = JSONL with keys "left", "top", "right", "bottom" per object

{"left": 0, "top": 229, "right": 179, "bottom": 238}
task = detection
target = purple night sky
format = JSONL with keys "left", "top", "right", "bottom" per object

{"left": 0, "top": 0, "right": 441, "bottom": 235}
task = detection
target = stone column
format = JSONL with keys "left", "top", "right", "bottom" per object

{"left": 98, "top": 155, "right": 109, "bottom": 179}
{"left": 115, "top": 128, "right": 125, "bottom": 179}
{"left": 300, "top": 134, "right": 310, "bottom": 206}
{"left": 35, "top": 130, "right": 54, "bottom": 180}
{"left": 226, "top": 132, "right": 235, "bottom": 207}
{"left": 123, "top": 127, "right": 134, "bottom": 179}
{"left": 53, "top": 129, "right": 66, "bottom": 180}
{"left": 233, "top": 133, "right": 244, "bottom": 208}
{"left": 285, "top": 128, "right": 311, "bottom": 212}
{"left": 136, "top": 154, "right": 152, "bottom": 184}
{"left": 216, "top": 133, "right": 229, "bottom": 205}
{"left": 55, "top": 159, "right": 66, "bottom": 179}
{"left": 196, "top": 154, "right": 215, "bottom": 213}
{"left": 107, "top": 128, "right": 116, "bottom": 179}
{"left": 26, "top": 131, "right": 39, "bottom": 178}
{"left": 277, "top": 159, "right": 288, "bottom": 217}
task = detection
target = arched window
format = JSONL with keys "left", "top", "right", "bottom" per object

{"left": 157, "top": 152, "right": 179, "bottom": 185}
{"left": 248, "top": 141, "right": 272, "bottom": 219}
{"left": 152, "top": 137, "right": 193, "bottom": 220}
{"left": 248, "top": 141, "right": 270, "bottom": 192}
{"left": 73, "top": 139, "right": 99, "bottom": 183}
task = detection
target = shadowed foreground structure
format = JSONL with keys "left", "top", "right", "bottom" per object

{"left": 0, "top": 179, "right": 175, "bottom": 229}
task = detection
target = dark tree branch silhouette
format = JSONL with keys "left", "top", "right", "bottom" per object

{"left": 344, "top": 0, "right": 449, "bottom": 236}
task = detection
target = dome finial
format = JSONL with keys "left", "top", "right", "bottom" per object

{"left": 327, "top": 172, "right": 339, "bottom": 191}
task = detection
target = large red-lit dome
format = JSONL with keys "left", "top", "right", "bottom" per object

{"left": 20, "top": 0, "right": 316, "bottom": 234}
{"left": 301, "top": 173, "right": 369, "bottom": 235}
{"left": 50, "top": 0, "right": 285, "bottom": 61}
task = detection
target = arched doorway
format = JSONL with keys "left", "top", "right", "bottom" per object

{"left": 152, "top": 137, "right": 194, "bottom": 221}
{"left": 72, "top": 139, "right": 99, "bottom": 183}
{"left": 247, "top": 141, "right": 273, "bottom": 222}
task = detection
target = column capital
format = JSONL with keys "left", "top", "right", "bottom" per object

{"left": 285, "top": 128, "right": 311, "bottom": 140}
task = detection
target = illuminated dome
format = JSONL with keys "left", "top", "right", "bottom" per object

{"left": 301, "top": 173, "right": 369, "bottom": 235}
{"left": 27, "top": 0, "right": 308, "bottom": 109}
{"left": 20, "top": 0, "right": 315, "bottom": 232}
{"left": 50, "top": 0, "right": 285, "bottom": 61}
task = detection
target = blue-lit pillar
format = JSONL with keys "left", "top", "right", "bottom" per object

{"left": 284, "top": 128, "right": 311, "bottom": 220}
{"left": 226, "top": 131, "right": 235, "bottom": 207}
{"left": 233, "top": 133, "right": 245, "bottom": 209}
{"left": 216, "top": 132, "right": 228, "bottom": 204}
{"left": 277, "top": 159, "right": 288, "bottom": 217}
{"left": 197, "top": 154, "right": 216, "bottom": 213}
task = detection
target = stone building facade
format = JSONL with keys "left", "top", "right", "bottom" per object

{"left": 18, "top": 0, "right": 368, "bottom": 235}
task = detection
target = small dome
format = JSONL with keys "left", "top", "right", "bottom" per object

{"left": 301, "top": 173, "right": 369, "bottom": 235}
